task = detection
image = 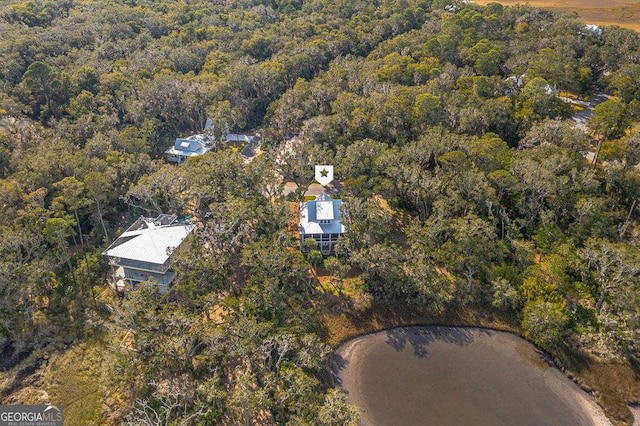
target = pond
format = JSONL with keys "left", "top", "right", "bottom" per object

{"left": 333, "top": 326, "right": 611, "bottom": 426}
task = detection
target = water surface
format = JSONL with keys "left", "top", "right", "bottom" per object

{"left": 334, "top": 326, "right": 605, "bottom": 426}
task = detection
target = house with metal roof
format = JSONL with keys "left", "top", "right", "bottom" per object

{"left": 164, "top": 119, "right": 261, "bottom": 164}
{"left": 102, "top": 214, "right": 194, "bottom": 293}
{"left": 299, "top": 193, "right": 346, "bottom": 254}
{"left": 164, "top": 134, "right": 212, "bottom": 164}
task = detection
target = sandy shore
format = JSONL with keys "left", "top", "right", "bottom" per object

{"left": 334, "top": 326, "right": 612, "bottom": 426}
{"left": 630, "top": 404, "right": 640, "bottom": 426}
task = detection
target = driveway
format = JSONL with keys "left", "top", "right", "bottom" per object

{"left": 570, "top": 92, "right": 610, "bottom": 131}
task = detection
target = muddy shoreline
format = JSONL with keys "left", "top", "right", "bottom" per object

{"left": 334, "top": 326, "right": 612, "bottom": 426}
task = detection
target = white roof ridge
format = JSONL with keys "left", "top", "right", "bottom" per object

{"left": 104, "top": 220, "right": 194, "bottom": 264}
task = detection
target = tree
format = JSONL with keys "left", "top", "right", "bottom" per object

{"left": 429, "top": 215, "right": 503, "bottom": 299}
{"left": 336, "top": 139, "right": 389, "bottom": 197}
{"left": 589, "top": 99, "right": 632, "bottom": 168}
{"left": 0, "top": 225, "right": 48, "bottom": 352}
{"left": 510, "top": 144, "right": 579, "bottom": 227}
{"left": 83, "top": 171, "right": 112, "bottom": 241}
{"left": 52, "top": 177, "right": 91, "bottom": 247}
{"left": 22, "top": 61, "right": 67, "bottom": 121}
{"left": 522, "top": 300, "right": 569, "bottom": 350}
{"left": 487, "top": 169, "right": 517, "bottom": 204}
{"left": 403, "top": 220, "right": 456, "bottom": 309}
{"left": 43, "top": 216, "right": 76, "bottom": 274}
{"left": 462, "top": 39, "right": 504, "bottom": 76}
{"left": 520, "top": 119, "right": 589, "bottom": 157}
{"left": 2, "top": 0, "right": 640, "bottom": 419}
{"left": 242, "top": 239, "right": 309, "bottom": 298}
{"left": 274, "top": 139, "right": 328, "bottom": 197}
{"left": 207, "top": 100, "right": 243, "bottom": 144}
{"left": 318, "top": 389, "right": 359, "bottom": 426}
{"left": 124, "top": 165, "right": 184, "bottom": 216}
{"left": 483, "top": 96, "right": 518, "bottom": 145}
{"left": 303, "top": 238, "right": 323, "bottom": 278}
{"left": 413, "top": 93, "right": 446, "bottom": 131}
{"left": 349, "top": 242, "right": 405, "bottom": 300}
{"left": 517, "top": 77, "right": 572, "bottom": 127}
{"left": 490, "top": 277, "right": 521, "bottom": 311}
{"left": 324, "top": 256, "right": 350, "bottom": 294}
{"left": 466, "top": 133, "right": 512, "bottom": 174}
{"left": 0, "top": 130, "right": 11, "bottom": 178}
{"left": 307, "top": 249, "right": 324, "bottom": 276}
{"left": 581, "top": 239, "right": 640, "bottom": 315}
{"left": 527, "top": 47, "right": 576, "bottom": 90}
{"left": 126, "top": 379, "right": 212, "bottom": 426}
{"left": 275, "top": 365, "right": 323, "bottom": 422}
{"left": 589, "top": 99, "right": 631, "bottom": 144}
{"left": 608, "top": 64, "right": 640, "bottom": 103}
{"left": 623, "top": 130, "right": 640, "bottom": 167}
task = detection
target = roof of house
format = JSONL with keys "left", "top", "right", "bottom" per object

{"left": 316, "top": 200, "right": 335, "bottom": 220}
{"left": 103, "top": 215, "right": 194, "bottom": 265}
{"left": 164, "top": 135, "right": 210, "bottom": 157}
{"left": 299, "top": 193, "right": 346, "bottom": 235}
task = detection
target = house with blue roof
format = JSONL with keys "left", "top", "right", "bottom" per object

{"left": 299, "top": 193, "right": 346, "bottom": 254}
{"left": 164, "top": 117, "right": 261, "bottom": 164}
{"left": 164, "top": 134, "right": 211, "bottom": 164}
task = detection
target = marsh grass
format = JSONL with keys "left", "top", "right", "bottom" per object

{"left": 556, "top": 343, "right": 640, "bottom": 425}
{"left": 474, "top": 0, "right": 640, "bottom": 32}
{"left": 43, "top": 342, "right": 105, "bottom": 426}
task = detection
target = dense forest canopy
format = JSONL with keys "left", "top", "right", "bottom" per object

{"left": 1, "top": 0, "right": 640, "bottom": 424}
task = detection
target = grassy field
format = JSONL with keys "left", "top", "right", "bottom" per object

{"left": 473, "top": 0, "right": 640, "bottom": 31}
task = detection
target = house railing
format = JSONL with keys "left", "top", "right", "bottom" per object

{"left": 109, "top": 257, "right": 171, "bottom": 273}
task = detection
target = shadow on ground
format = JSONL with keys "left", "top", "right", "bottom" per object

{"left": 384, "top": 326, "right": 483, "bottom": 358}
